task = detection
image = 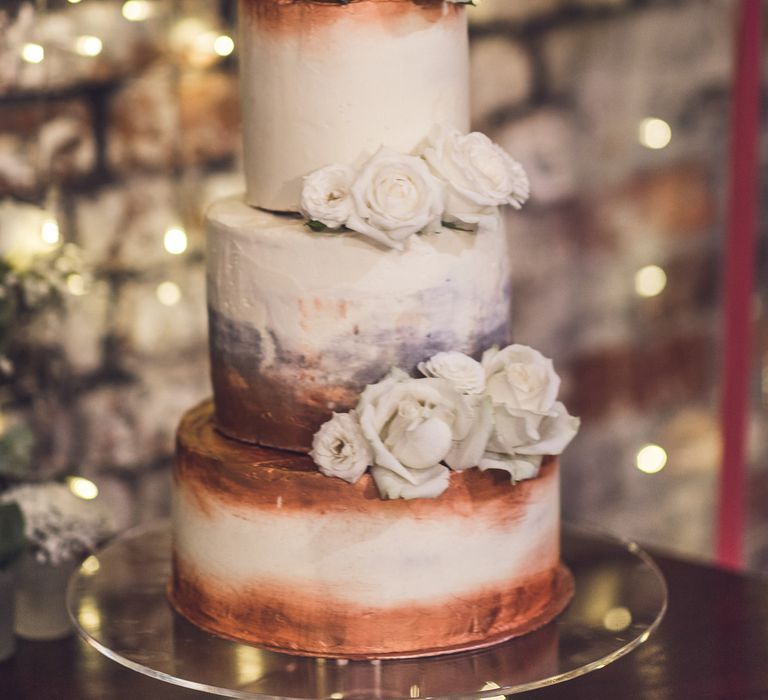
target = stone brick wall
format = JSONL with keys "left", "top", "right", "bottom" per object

{"left": 1, "top": 0, "right": 766, "bottom": 568}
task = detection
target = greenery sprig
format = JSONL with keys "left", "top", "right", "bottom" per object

{"left": 306, "top": 220, "right": 351, "bottom": 233}
{"left": 0, "top": 502, "right": 25, "bottom": 571}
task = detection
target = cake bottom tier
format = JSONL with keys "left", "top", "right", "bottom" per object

{"left": 170, "top": 402, "right": 574, "bottom": 659}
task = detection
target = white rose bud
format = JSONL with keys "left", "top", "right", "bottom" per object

{"left": 421, "top": 125, "right": 529, "bottom": 227}
{"left": 347, "top": 147, "right": 444, "bottom": 250}
{"left": 311, "top": 411, "right": 372, "bottom": 484}
{"left": 418, "top": 351, "right": 486, "bottom": 394}
{"left": 301, "top": 164, "right": 355, "bottom": 229}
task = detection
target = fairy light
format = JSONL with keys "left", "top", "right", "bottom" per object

{"left": 603, "top": 606, "right": 633, "bottom": 632}
{"left": 75, "top": 35, "right": 103, "bottom": 57}
{"left": 66, "top": 274, "right": 87, "bottom": 296}
{"left": 213, "top": 34, "right": 235, "bottom": 57}
{"left": 67, "top": 476, "right": 99, "bottom": 501}
{"left": 634, "top": 264, "right": 667, "bottom": 298}
{"left": 81, "top": 556, "right": 101, "bottom": 575}
{"left": 41, "top": 219, "right": 60, "bottom": 245}
{"left": 122, "top": 0, "right": 154, "bottom": 22}
{"left": 163, "top": 227, "right": 188, "bottom": 255}
{"left": 78, "top": 597, "right": 102, "bottom": 631}
{"left": 636, "top": 444, "right": 668, "bottom": 474}
{"left": 233, "top": 645, "right": 265, "bottom": 686}
{"left": 21, "top": 43, "right": 45, "bottom": 64}
{"left": 156, "top": 281, "right": 181, "bottom": 306}
{"left": 639, "top": 118, "right": 672, "bottom": 150}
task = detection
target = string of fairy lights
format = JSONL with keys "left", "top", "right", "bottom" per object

{"left": 20, "top": 1, "right": 235, "bottom": 65}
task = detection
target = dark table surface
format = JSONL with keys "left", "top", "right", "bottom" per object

{"left": 2, "top": 549, "right": 767, "bottom": 700}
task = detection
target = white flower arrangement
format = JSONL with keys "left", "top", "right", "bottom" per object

{"left": 310, "top": 345, "right": 579, "bottom": 501}
{"left": 300, "top": 126, "right": 528, "bottom": 249}
{"left": 1, "top": 482, "right": 113, "bottom": 566}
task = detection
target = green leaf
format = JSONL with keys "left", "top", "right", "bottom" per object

{"left": 441, "top": 220, "right": 475, "bottom": 232}
{"left": 306, "top": 221, "right": 351, "bottom": 234}
{"left": 0, "top": 501, "right": 26, "bottom": 570}
{"left": 0, "top": 425, "right": 34, "bottom": 479}
{"left": 306, "top": 220, "right": 329, "bottom": 233}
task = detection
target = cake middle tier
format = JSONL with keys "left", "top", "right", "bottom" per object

{"left": 207, "top": 197, "right": 512, "bottom": 451}
{"left": 239, "top": 0, "right": 470, "bottom": 211}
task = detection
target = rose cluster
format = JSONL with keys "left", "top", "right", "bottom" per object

{"left": 300, "top": 125, "right": 530, "bottom": 250}
{"left": 310, "top": 344, "right": 579, "bottom": 501}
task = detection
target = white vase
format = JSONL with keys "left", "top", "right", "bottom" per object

{"left": 0, "top": 567, "right": 15, "bottom": 661}
{"left": 14, "top": 553, "right": 77, "bottom": 640}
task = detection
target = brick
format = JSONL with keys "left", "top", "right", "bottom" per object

{"left": 565, "top": 330, "right": 714, "bottom": 420}
{"left": 594, "top": 163, "right": 717, "bottom": 241}
{"left": 75, "top": 386, "right": 145, "bottom": 472}
{"left": 73, "top": 186, "right": 129, "bottom": 266}
{"left": 470, "top": 38, "right": 532, "bottom": 127}
{"left": 58, "top": 280, "right": 111, "bottom": 375}
{"left": 134, "top": 469, "right": 174, "bottom": 524}
{"left": 111, "top": 175, "right": 182, "bottom": 269}
{"left": 497, "top": 109, "right": 578, "bottom": 204}
{"left": 27, "top": 395, "right": 78, "bottom": 478}
{"left": 0, "top": 98, "right": 96, "bottom": 197}
{"left": 76, "top": 357, "right": 208, "bottom": 475}
{"left": 107, "top": 65, "right": 180, "bottom": 173}
{"left": 113, "top": 264, "right": 207, "bottom": 363}
{"left": 178, "top": 69, "right": 241, "bottom": 166}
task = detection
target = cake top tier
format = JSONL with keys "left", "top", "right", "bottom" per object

{"left": 238, "top": 0, "right": 470, "bottom": 212}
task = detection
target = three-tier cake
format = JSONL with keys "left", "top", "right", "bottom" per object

{"left": 169, "top": 0, "right": 579, "bottom": 659}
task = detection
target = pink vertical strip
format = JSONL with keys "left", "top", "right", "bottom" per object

{"left": 716, "top": 0, "right": 762, "bottom": 569}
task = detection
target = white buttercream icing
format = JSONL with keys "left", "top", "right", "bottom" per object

{"left": 207, "top": 196, "right": 511, "bottom": 388}
{"left": 240, "top": 4, "right": 469, "bottom": 211}
{"left": 172, "top": 470, "right": 559, "bottom": 607}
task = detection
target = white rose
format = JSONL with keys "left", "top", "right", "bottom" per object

{"left": 479, "top": 344, "right": 579, "bottom": 482}
{"left": 311, "top": 411, "right": 372, "bottom": 484}
{"left": 418, "top": 351, "right": 486, "bottom": 394}
{"left": 300, "top": 164, "right": 355, "bottom": 229}
{"left": 347, "top": 147, "right": 444, "bottom": 250}
{"left": 481, "top": 402, "right": 579, "bottom": 482}
{"left": 356, "top": 368, "right": 484, "bottom": 500}
{"left": 421, "top": 125, "right": 529, "bottom": 227}
{"left": 483, "top": 344, "right": 560, "bottom": 416}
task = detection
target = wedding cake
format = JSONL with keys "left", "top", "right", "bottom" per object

{"left": 169, "top": 0, "right": 579, "bottom": 659}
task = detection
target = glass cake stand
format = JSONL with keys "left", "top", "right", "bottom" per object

{"left": 67, "top": 522, "right": 667, "bottom": 699}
